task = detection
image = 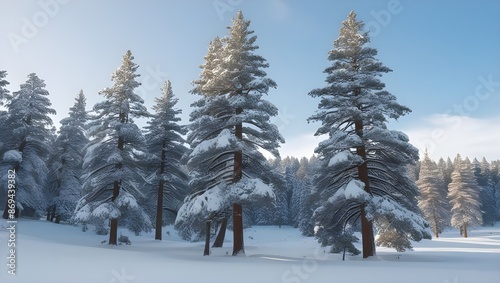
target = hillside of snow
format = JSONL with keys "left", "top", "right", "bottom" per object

{"left": 1, "top": 219, "right": 499, "bottom": 283}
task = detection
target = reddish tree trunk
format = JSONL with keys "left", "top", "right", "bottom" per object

{"left": 213, "top": 217, "right": 228, "bottom": 247}
{"left": 155, "top": 143, "right": 166, "bottom": 240}
{"left": 355, "top": 120, "right": 375, "bottom": 258}
{"left": 434, "top": 215, "right": 439, "bottom": 238}
{"left": 232, "top": 203, "right": 244, "bottom": 255}
{"left": 204, "top": 220, "right": 212, "bottom": 256}
{"left": 463, "top": 223, "right": 468, "bottom": 238}
{"left": 109, "top": 180, "right": 120, "bottom": 245}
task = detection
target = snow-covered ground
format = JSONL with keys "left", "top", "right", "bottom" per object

{"left": 1, "top": 219, "right": 499, "bottom": 283}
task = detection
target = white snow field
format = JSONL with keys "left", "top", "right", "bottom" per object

{"left": 1, "top": 219, "right": 499, "bottom": 283}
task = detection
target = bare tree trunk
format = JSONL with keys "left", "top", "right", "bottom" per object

{"left": 213, "top": 217, "right": 227, "bottom": 247}
{"left": 355, "top": 119, "right": 375, "bottom": 258}
{"left": 232, "top": 107, "right": 244, "bottom": 256}
{"left": 204, "top": 220, "right": 211, "bottom": 256}
{"left": 463, "top": 223, "right": 468, "bottom": 238}
{"left": 155, "top": 144, "right": 167, "bottom": 241}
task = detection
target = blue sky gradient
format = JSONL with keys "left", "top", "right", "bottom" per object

{"left": 1, "top": 0, "right": 499, "bottom": 160}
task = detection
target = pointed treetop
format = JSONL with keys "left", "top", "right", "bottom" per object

{"left": 152, "top": 79, "right": 177, "bottom": 113}
{"left": 334, "top": 10, "right": 369, "bottom": 52}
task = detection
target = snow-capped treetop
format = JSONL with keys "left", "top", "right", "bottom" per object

{"left": 94, "top": 50, "right": 149, "bottom": 124}
{"left": 191, "top": 37, "right": 225, "bottom": 96}
{"left": 309, "top": 11, "right": 410, "bottom": 137}
{"left": 0, "top": 70, "right": 10, "bottom": 107}
{"left": 6, "top": 73, "right": 56, "bottom": 154}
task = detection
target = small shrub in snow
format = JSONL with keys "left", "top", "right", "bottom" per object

{"left": 118, "top": 234, "right": 131, "bottom": 245}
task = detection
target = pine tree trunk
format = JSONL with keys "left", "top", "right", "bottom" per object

{"left": 213, "top": 217, "right": 227, "bottom": 247}
{"left": 355, "top": 119, "right": 375, "bottom": 258}
{"left": 204, "top": 220, "right": 212, "bottom": 256}
{"left": 434, "top": 214, "right": 439, "bottom": 238}
{"left": 232, "top": 107, "right": 244, "bottom": 256}
{"left": 233, "top": 203, "right": 244, "bottom": 255}
{"left": 155, "top": 180, "right": 164, "bottom": 240}
{"left": 109, "top": 120, "right": 125, "bottom": 246}
{"left": 46, "top": 206, "right": 52, "bottom": 221}
{"left": 109, "top": 180, "right": 120, "bottom": 245}
{"left": 155, "top": 144, "right": 167, "bottom": 241}
{"left": 463, "top": 223, "right": 468, "bottom": 238}
{"left": 55, "top": 215, "right": 61, "bottom": 224}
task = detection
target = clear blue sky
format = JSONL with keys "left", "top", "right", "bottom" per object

{"left": 1, "top": 0, "right": 499, "bottom": 161}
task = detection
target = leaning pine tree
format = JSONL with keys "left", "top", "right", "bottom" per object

{"left": 448, "top": 154, "right": 482, "bottom": 237}
{"left": 144, "top": 80, "right": 188, "bottom": 240}
{"left": 308, "top": 11, "right": 430, "bottom": 257}
{"left": 73, "top": 51, "right": 152, "bottom": 244}
{"left": 176, "top": 11, "right": 284, "bottom": 256}
{"left": 417, "top": 150, "right": 450, "bottom": 237}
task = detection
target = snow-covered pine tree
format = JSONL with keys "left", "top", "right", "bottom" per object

{"left": 417, "top": 150, "right": 449, "bottom": 237}
{"left": 1, "top": 73, "right": 56, "bottom": 218}
{"left": 308, "top": 11, "right": 430, "bottom": 256}
{"left": 144, "top": 80, "right": 188, "bottom": 240}
{"left": 46, "top": 90, "right": 88, "bottom": 223}
{"left": 448, "top": 154, "right": 482, "bottom": 237}
{"left": 0, "top": 70, "right": 9, "bottom": 108}
{"left": 176, "top": 11, "right": 284, "bottom": 255}
{"left": 475, "top": 157, "right": 497, "bottom": 226}
{"left": 73, "top": 50, "right": 152, "bottom": 244}
{"left": 0, "top": 70, "right": 11, "bottom": 155}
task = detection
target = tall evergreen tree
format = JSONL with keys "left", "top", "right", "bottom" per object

{"left": 448, "top": 154, "right": 482, "bottom": 237}
{"left": 144, "top": 80, "right": 188, "bottom": 240}
{"left": 308, "top": 11, "right": 430, "bottom": 256}
{"left": 417, "top": 150, "right": 449, "bottom": 237}
{"left": 1, "top": 73, "right": 56, "bottom": 218}
{"left": 176, "top": 11, "right": 284, "bottom": 255}
{"left": 475, "top": 157, "right": 497, "bottom": 226}
{"left": 73, "top": 51, "right": 152, "bottom": 244}
{"left": 46, "top": 90, "right": 88, "bottom": 223}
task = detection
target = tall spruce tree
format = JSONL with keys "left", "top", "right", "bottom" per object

{"left": 176, "top": 11, "right": 284, "bottom": 255}
{"left": 46, "top": 90, "right": 88, "bottom": 223}
{"left": 1, "top": 73, "right": 56, "bottom": 218}
{"left": 73, "top": 51, "right": 152, "bottom": 244}
{"left": 475, "top": 157, "right": 497, "bottom": 226}
{"left": 144, "top": 80, "right": 188, "bottom": 240}
{"left": 448, "top": 154, "right": 482, "bottom": 237}
{"left": 308, "top": 11, "right": 430, "bottom": 256}
{"left": 417, "top": 150, "right": 449, "bottom": 237}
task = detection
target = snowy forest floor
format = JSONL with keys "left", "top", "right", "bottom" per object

{"left": 0, "top": 219, "right": 499, "bottom": 283}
